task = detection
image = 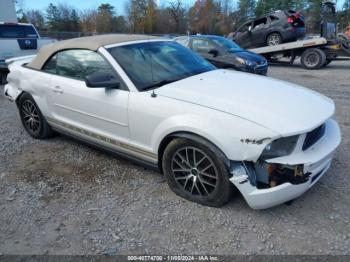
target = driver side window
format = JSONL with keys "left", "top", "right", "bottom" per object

{"left": 191, "top": 39, "right": 215, "bottom": 53}
{"left": 253, "top": 18, "right": 267, "bottom": 29}
{"left": 42, "top": 49, "right": 116, "bottom": 81}
{"left": 239, "top": 22, "right": 251, "bottom": 33}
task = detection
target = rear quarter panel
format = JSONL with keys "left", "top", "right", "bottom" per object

{"left": 5, "top": 61, "right": 51, "bottom": 116}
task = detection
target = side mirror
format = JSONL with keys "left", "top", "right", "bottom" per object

{"left": 85, "top": 72, "right": 120, "bottom": 89}
{"left": 208, "top": 49, "right": 219, "bottom": 57}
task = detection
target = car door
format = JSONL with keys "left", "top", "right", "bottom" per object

{"left": 234, "top": 22, "right": 252, "bottom": 48}
{"left": 175, "top": 36, "right": 190, "bottom": 48}
{"left": 190, "top": 38, "right": 218, "bottom": 64}
{"left": 250, "top": 17, "right": 269, "bottom": 47}
{"left": 42, "top": 49, "right": 130, "bottom": 144}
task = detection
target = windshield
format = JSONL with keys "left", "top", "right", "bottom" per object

{"left": 107, "top": 41, "right": 215, "bottom": 91}
{"left": 211, "top": 37, "right": 242, "bottom": 53}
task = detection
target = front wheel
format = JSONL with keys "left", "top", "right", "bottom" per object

{"left": 18, "top": 93, "right": 54, "bottom": 139}
{"left": 162, "top": 138, "right": 233, "bottom": 207}
{"left": 323, "top": 59, "right": 332, "bottom": 67}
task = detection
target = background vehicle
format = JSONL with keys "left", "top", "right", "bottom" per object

{"left": 338, "top": 24, "right": 350, "bottom": 48}
{"left": 230, "top": 10, "right": 305, "bottom": 49}
{"left": 0, "top": 22, "right": 56, "bottom": 84}
{"left": 174, "top": 35, "right": 268, "bottom": 75}
{"left": 247, "top": 2, "right": 350, "bottom": 69}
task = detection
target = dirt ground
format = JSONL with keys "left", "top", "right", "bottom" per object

{"left": 0, "top": 60, "right": 349, "bottom": 255}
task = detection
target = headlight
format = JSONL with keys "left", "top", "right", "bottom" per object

{"left": 236, "top": 57, "right": 256, "bottom": 67}
{"left": 245, "top": 60, "right": 257, "bottom": 67}
{"left": 261, "top": 135, "right": 299, "bottom": 159}
{"left": 236, "top": 57, "right": 246, "bottom": 65}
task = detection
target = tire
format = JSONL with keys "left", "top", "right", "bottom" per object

{"left": 266, "top": 33, "right": 282, "bottom": 46}
{"left": 0, "top": 72, "right": 7, "bottom": 85}
{"left": 18, "top": 93, "right": 54, "bottom": 139}
{"left": 300, "top": 48, "right": 326, "bottom": 70}
{"left": 323, "top": 59, "right": 332, "bottom": 67}
{"left": 162, "top": 137, "right": 233, "bottom": 207}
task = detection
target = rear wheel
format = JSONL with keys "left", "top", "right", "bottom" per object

{"left": 323, "top": 59, "right": 332, "bottom": 67}
{"left": 300, "top": 48, "right": 326, "bottom": 69}
{"left": 266, "top": 33, "right": 282, "bottom": 46}
{"left": 162, "top": 138, "right": 233, "bottom": 207}
{"left": 18, "top": 93, "right": 54, "bottom": 139}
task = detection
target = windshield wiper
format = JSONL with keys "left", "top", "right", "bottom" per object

{"left": 142, "top": 79, "right": 181, "bottom": 91}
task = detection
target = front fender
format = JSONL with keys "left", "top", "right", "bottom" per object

{"left": 152, "top": 112, "right": 278, "bottom": 162}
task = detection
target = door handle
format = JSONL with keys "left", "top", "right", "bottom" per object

{"left": 52, "top": 86, "right": 63, "bottom": 94}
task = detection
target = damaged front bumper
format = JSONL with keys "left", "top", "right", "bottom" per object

{"left": 3, "top": 84, "right": 16, "bottom": 102}
{"left": 230, "top": 119, "right": 341, "bottom": 209}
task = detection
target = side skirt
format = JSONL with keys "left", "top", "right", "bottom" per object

{"left": 50, "top": 126, "right": 160, "bottom": 172}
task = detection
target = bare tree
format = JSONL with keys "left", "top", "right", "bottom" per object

{"left": 80, "top": 10, "right": 97, "bottom": 33}
{"left": 24, "top": 10, "right": 45, "bottom": 30}
{"left": 168, "top": 0, "right": 186, "bottom": 33}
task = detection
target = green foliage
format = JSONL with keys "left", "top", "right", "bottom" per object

{"left": 96, "top": 3, "right": 115, "bottom": 33}
{"left": 45, "top": 3, "right": 80, "bottom": 32}
{"left": 46, "top": 3, "right": 60, "bottom": 31}
{"left": 238, "top": 0, "right": 256, "bottom": 22}
{"left": 337, "top": 0, "right": 350, "bottom": 31}
{"left": 255, "top": 0, "right": 308, "bottom": 18}
{"left": 18, "top": 13, "right": 28, "bottom": 23}
{"left": 304, "top": 0, "right": 323, "bottom": 33}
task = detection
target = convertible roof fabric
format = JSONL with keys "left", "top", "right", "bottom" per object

{"left": 28, "top": 34, "right": 160, "bottom": 70}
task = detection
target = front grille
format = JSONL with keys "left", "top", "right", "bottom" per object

{"left": 257, "top": 60, "right": 267, "bottom": 66}
{"left": 255, "top": 65, "right": 268, "bottom": 75}
{"left": 302, "top": 124, "right": 326, "bottom": 151}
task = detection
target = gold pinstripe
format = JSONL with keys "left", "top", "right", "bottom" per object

{"left": 46, "top": 117, "right": 157, "bottom": 159}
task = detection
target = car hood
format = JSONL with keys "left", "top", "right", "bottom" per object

{"left": 156, "top": 69, "right": 335, "bottom": 136}
{"left": 229, "top": 50, "right": 266, "bottom": 64}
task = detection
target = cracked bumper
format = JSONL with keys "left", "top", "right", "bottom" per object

{"left": 230, "top": 119, "right": 341, "bottom": 209}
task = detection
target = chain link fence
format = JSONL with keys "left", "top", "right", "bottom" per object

{"left": 38, "top": 31, "right": 184, "bottom": 40}
{"left": 38, "top": 31, "right": 97, "bottom": 40}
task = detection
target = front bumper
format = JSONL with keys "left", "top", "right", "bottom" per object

{"left": 254, "top": 64, "right": 268, "bottom": 76}
{"left": 230, "top": 119, "right": 341, "bottom": 209}
{"left": 240, "top": 64, "right": 268, "bottom": 76}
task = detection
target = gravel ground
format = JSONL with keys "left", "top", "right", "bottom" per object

{"left": 0, "top": 61, "right": 349, "bottom": 255}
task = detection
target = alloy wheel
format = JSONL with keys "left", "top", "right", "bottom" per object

{"left": 171, "top": 147, "right": 218, "bottom": 196}
{"left": 268, "top": 34, "right": 281, "bottom": 46}
{"left": 21, "top": 99, "right": 41, "bottom": 134}
{"left": 305, "top": 53, "right": 319, "bottom": 67}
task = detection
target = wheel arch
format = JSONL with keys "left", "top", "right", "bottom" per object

{"left": 15, "top": 91, "right": 27, "bottom": 106}
{"left": 265, "top": 31, "right": 282, "bottom": 43}
{"left": 157, "top": 131, "right": 231, "bottom": 174}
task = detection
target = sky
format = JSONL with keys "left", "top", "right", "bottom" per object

{"left": 19, "top": 0, "right": 346, "bottom": 15}
{"left": 19, "top": 0, "right": 196, "bottom": 14}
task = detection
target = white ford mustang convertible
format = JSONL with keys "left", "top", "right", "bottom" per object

{"left": 4, "top": 35, "right": 341, "bottom": 209}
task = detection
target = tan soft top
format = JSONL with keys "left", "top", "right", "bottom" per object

{"left": 28, "top": 34, "right": 160, "bottom": 70}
